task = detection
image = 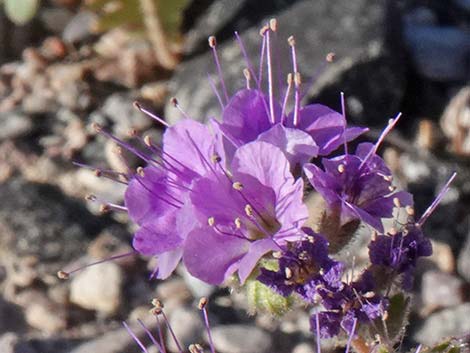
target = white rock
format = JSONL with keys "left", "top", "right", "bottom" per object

{"left": 211, "top": 325, "right": 272, "bottom": 353}
{"left": 70, "top": 262, "right": 123, "bottom": 314}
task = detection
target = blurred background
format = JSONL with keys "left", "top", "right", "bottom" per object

{"left": 0, "top": 0, "right": 469, "bottom": 352}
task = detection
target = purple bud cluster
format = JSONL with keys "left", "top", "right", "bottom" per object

{"left": 86, "top": 21, "right": 454, "bottom": 343}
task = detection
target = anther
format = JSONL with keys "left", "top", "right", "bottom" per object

{"left": 371, "top": 231, "right": 377, "bottom": 241}
{"left": 143, "top": 135, "right": 152, "bottom": 147}
{"left": 363, "top": 291, "right": 375, "bottom": 299}
{"left": 57, "top": 270, "right": 69, "bottom": 280}
{"left": 127, "top": 128, "right": 138, "bottom": 137}
{"left": 208, "top": 36, "right": 216, "bottom": 48}
{"left": 170, "top": 97, "right": 178, "bottom": 107}
{"left": 151, "top": 298, "right": 164, "bottom": 311}
{"left": 269, "top": 18, "right": 277, "bottom": 32}
{"left": 393, "top": 197, "right": 401, "bottom": 208}
{"left": 285, "top": 267, "right": 293, "bottom": 279}
{"left": 326, "top": 52, "right": 336, "bottom": 63}
{"left": 337, "top": 164, "right": 346, "bottom": 173}
{"left": 232, "top": 181, "right": 244, "bottom": 190}
{"left": 234, "top": 217, "right": 242, "bottom": 229}
{"left": 259, "top": 24, "right": 269, "bottom": 36}
{"left": 294, "top": 72, "right": 302, "bottom": 87}
{"left": 405, "top": 205, "right": 415, "bottom": 216}
{"left": 94, "top": 169, "right": 102, "bottom": 177}
{"left": 136, "top": 166, "right": 145, "bottom": 177}
{"left": 198, "top": 297, "right": 208, "bottom": 310}
{"left": 243, "top": 68, "right": 251, "bottom": 89}
{"left": 189, "top": 344, "right": 204, "bottom": 353}
{"left": 211, "top": 154, "right": 221, "bottom": 163}
{"left": 389, "top": 185, "right": 396, "bottom": 192}
{"left": 208, "top": 217, "right": 215, "bottom": 227}
{"left": 244, "top": 204, "right": 253, "bottom": 217}
{"left": 287, "top": 73, "right": 293, "bottom": 85}
{"left": 287, "top": 35, "right": 295, "bottom": 46}
{"left": 389, "top": 227, "right": 397, "bottom": 235}
{"left": 272, "top": 251, "right": 282, "bottom": 259}
{"left": 99, "top": 204, "right": 111, "bottom": 214}
{"left": 85, "top": 194, "right": 97, "bottom": 201}
{"left": 383, "top": 175, "right": 393, "bottom": 182}
{"left": 91, "top": 122, "right": 102, "bottom": 133}
{"left": 306, "top": 235, "right": 315, "bottom": 243}
{"left": 382, "top": 311, "right": 389, "bottom": 321}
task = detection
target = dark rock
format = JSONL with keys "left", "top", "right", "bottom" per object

{"left": 0, "top": 298, "right": 26, "bottom": 334}
{"left": 0, "top": 333, "right": 36, "bottom": 353}
{"left": 457, "top": 230, "right": 470, "bottom": 282}
{"left": 166, "top": 0, "right": 406, "bottom": 127}
{"left": 0, "top": 178, "right": 117, "bottom": 273}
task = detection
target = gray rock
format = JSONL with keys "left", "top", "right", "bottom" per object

{"left": 167, "top": 306, "right": 204, "bottom": 352}
{"left": 0, "top": 333, "right": 36, "bottom": 353}
{"left": 101, "top": 93, "right": 153, "bottom": 137}
{"left": 414, "top": 303, "right": 470, "bottom": 345}
{"left": 211, "top": 324, "right": 272, "bottom": 353}
{"left": 421, "top": 271, "right": 464, "bottom": 310}
{"left": 0, "top": 178, "right": 116, "bottom": 274}
{"left": 0, "top": 298, "right": 26, "bottom": 334}
{"left": 181, "top": 267, "right": 216, "bottom": 299}
{"left": 457, "top": 230, "right": 470, "bottom": 282}
{"left": 62, "top": 11, "right": 98, "bottom": 44}
{"left": 70, "top": 321, "right": 156, "bottom": 353}
{"left": 70, "top": 262, "right": 123, "bottom": 315}
{"left": 166, "top": 0, "right": 405, "bottom": 127}
{"left": 0, "top": 112, "right": 33, "bottom": 141}
{"left": 404, "top": 25, "right": 470, "bottom": 81}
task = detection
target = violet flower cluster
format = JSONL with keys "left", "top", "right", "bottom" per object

{"left": 85, "top": 20, "right": 454, "bottom": 347}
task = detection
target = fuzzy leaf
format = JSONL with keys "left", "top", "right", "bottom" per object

{"left": 245, "top": 278, "right": 293, "bottom": 316}
{"left": 375, "top": 293, "right": 410, "bottom": 344}
{"left": 3, "top": 0, "right": 39, "bottom": 25}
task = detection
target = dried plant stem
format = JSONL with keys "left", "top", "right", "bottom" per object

{"left": 139, "top": 0, "right": 178, "bottom": 70}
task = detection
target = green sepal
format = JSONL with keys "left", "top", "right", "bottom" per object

{"left": 245, "top": 278, "right": 294, "bottom": 316}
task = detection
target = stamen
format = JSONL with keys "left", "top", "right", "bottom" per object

{"left": 315, "top": 313, "right": 321, "bottom": 353}
{"left": 137, "top": 319, "right": 165, "bottom": 353}
{"left": 360, "top": 112, "right": 402, "bottom": 169}
{"left": 208, "top": 36, "right": 229, "bottom": 103}
{"left": 326, "top": 52, "right": 336, "bottom": 63}
{"left": 133, "top": 101, "right": 170, "bottom": 128}
{"left": 170, "top": 97, "right": 191, "bottom": 120}
{"left": 211, "top": 153, "right": 222, "bottom": 164}
{"left": 393, "top": 197, "right": 401, "bottom": 208}
{"left": 57, "top": 251, "right": 136, "bottom": 279}
{"left": 418, "top": 172, "right": 457, "bottom": 227}
{"left": 344, "top": 318, "right": 357, "bottom": 353}
{"left": 234, "top": 31, "right": 260, "bottom": 88}
{"left": 243, "top": 68, "right": 251, "bottom": 89}
{"left": 406, "top": 205, "right": 415, "bottom": 216}
{"left": 288, "top": 36, "right": 301, "bottom": 126}
{"left": 151, "top": 299, "right": 183, "bottom": 353}
{"left": 341, "top": 92, "right": 348, "bottom": 154}
{"left": 258, "top": 27, "right": 267, "bottom": 87}
{"left": 269, "top": 18, "right": 277, "bottom": 32}
{"left": 207, "top": 73, "right": 225, "bottom": 110}
{"left": 281, "top": 73, "right": 293, "bottom": 123}
{"left": 266, "top": 25, "right": 276, "bottom": 124}
{"left": 123, "top": 322, "right": 149, "bottom": 353}
{"left": 245, "top": 204, "right": 253, "bottom": 217}
{"left": 337, "top": 164, "right": 346, "bottom": 173}
{"left": 189, "top": 344, "right": 204, "bottom": 353}
{"left": 389, "top": 185, "right": 396, "bottom": 192}
{"left": 197, "top": 297, "right": 216, "bottom": 353}
{"left": 234, "top": 217, "right": 242, "bottom": 229}
{"left": 285, "top": 267, "right": 293, "bottom": 279}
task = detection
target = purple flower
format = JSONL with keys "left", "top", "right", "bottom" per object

{"left": 125, "top": 119, "right": 225, "bottom": 279}
{"left": 257, "top": 229, "right": 343, "bottom": 300}
{"left": 304, "top": 142, "right": 413, "bottom": 232}
{"left": 182, "top": 141, "right": 308, "bottom": 284}
{"left": 216, "top": 89, "right": 366, "bottom": 167}
{"left": 368, "top": 224, "right": 432, "bottom": 290}
{"left": 311, "top": 271, "right": 388, "bottom": 338}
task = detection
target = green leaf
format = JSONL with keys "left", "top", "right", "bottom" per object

{"left": 375, "top": 293, "right": 410, "bottom": 344}
{"left": 4, "top": 0, "right": 39, "bottom": 25}
{"left": 245, "top": 278, "right": 293, "bottom": 316}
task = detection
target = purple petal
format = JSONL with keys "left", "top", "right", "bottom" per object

{"left": 183, "top": 227, "right": 250, "bottom": 284}
{"left": 258, "top": 124, "right": 319, "bottom": 167}
{"left": 155, "top": 248, "right": 183, "bottom": 280}
{"left": 238, "top": 238, "right": 280, "bottom": 283}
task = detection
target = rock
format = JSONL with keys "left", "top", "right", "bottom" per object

{"left": 70, "top": 261, "right": 123, "bottom": 315}
{"left": 101, "top": 93, "right": 154, "bottom": 138}
{"left": 181, "top": 267, "right": 216, "bottom": 299}
{"left": 429, "top": 240, "right": 455, "bottom": 273}
{"left": 0, "top": 333, "right": 36, "bottom": 353}
{"left": 421, "top": 271, "right": 464, "bottom": 312}
{"left": 211, "top": 324, "right": 272, "bottom": 353}
{"left": 40, "top": 7, "right": 74, "bottom": 34}
{"left": 25, "top": 299, "right": 67, "bottom": 334}
{"left": 155, "top": 277, "right": 192, "bottom": 308}
{"left": 69, "top": 320, "right": 156, "bottom": 353}
{"left": 414, "top": 303, "right": 470, "bottom": 345}
{"left": 0, "top": 298, "right": 26, "bottom": 334}
{"left": 62, "top": 11, "right": 98, "bottom": 44}
{"left": 292, "top": 342, "right": 315, "bottom": 353}
{"left": 0, "top": 178, "right": 112, "bottom": 275}
{"left": 404, "top": 24, "right": 470, "bottom": 81}
{"left": 457, "top": 230, "right": 470, "bottom": 282}
{"left": 167, "top": 306, "right": 204, "bottom": 352}
{"left": 166, "top": 0, "right": 406, "bottom": 127}
{"left": 0, "top": 112, "right": 33, "bottom": 141}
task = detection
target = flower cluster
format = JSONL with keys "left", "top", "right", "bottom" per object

{"left": 83, "top": 20, "right": 454, "bottom": 350}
